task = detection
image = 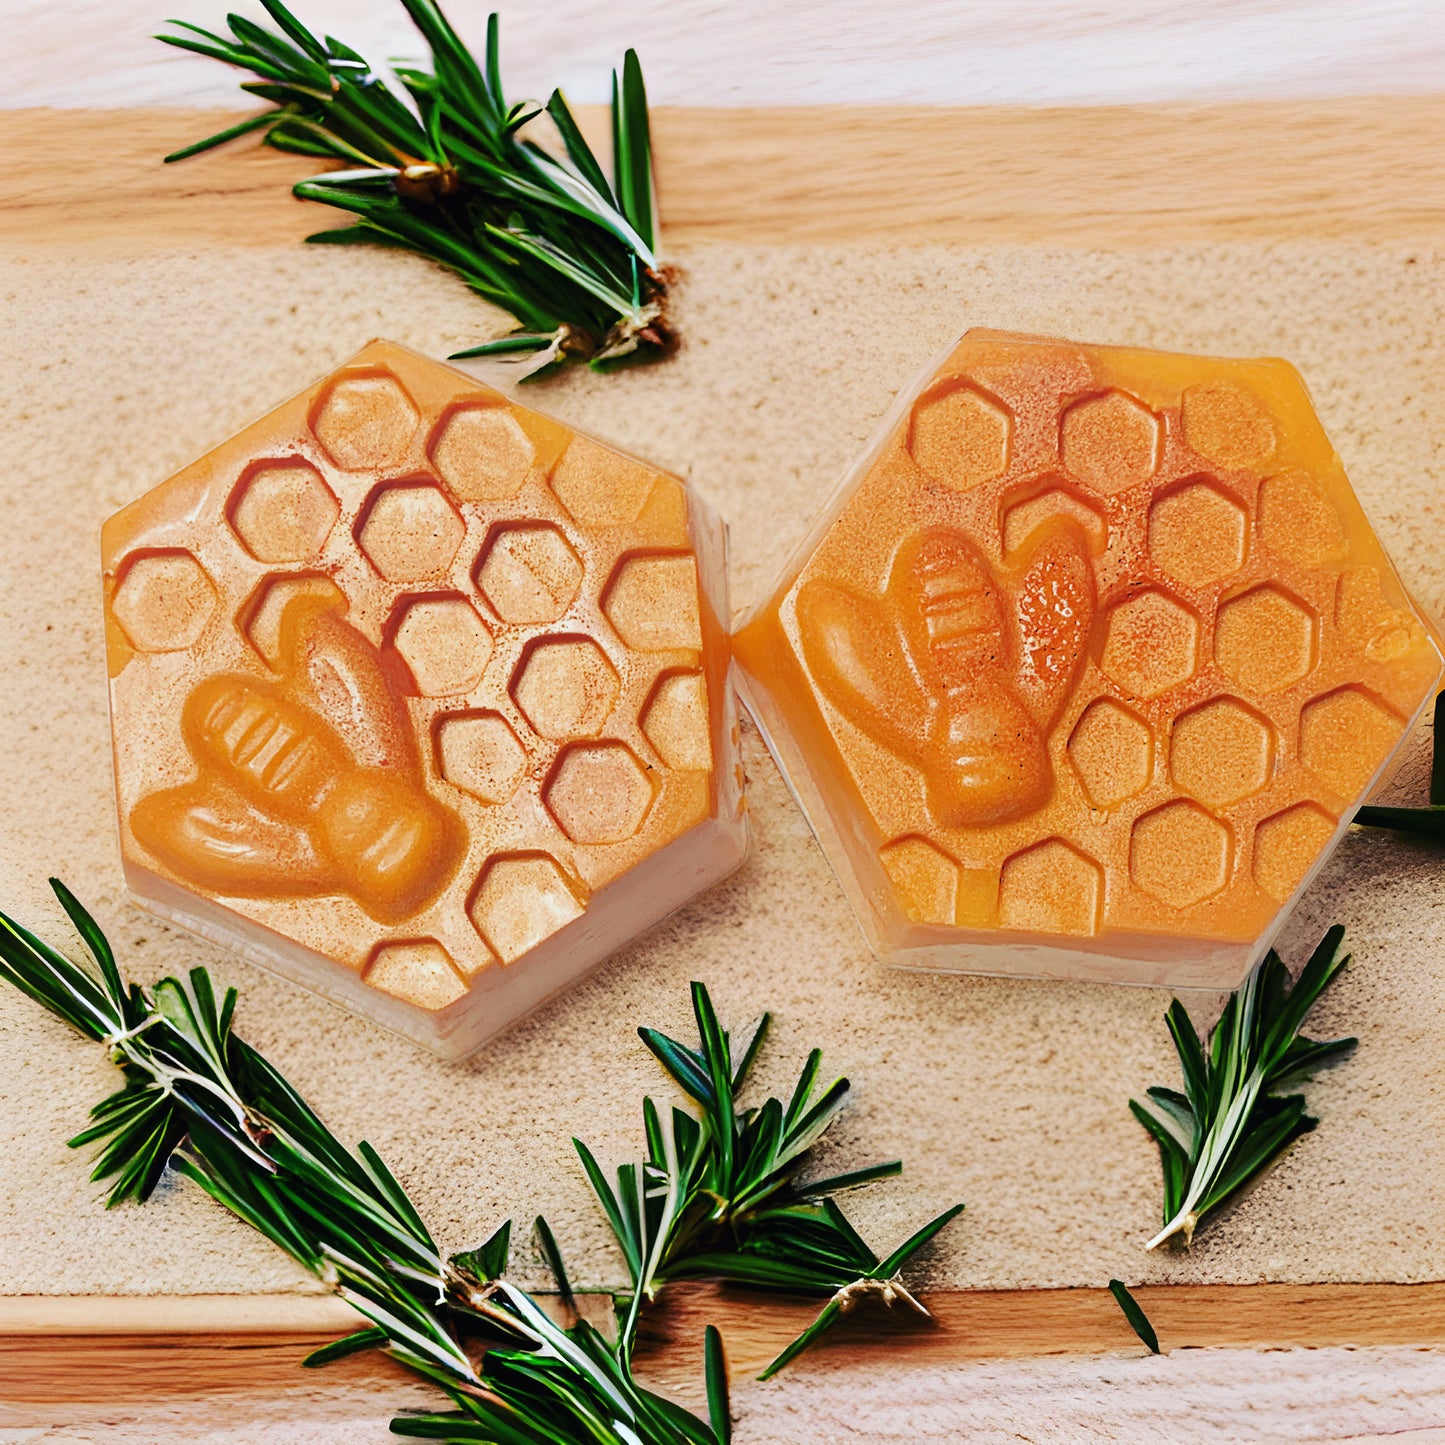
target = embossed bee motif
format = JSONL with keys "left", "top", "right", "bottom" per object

{"left": 131, "top": 595, "right": 464, "bottom": 924}
{"left": 797, "top": 518, "right": 1094, "bottom": 827}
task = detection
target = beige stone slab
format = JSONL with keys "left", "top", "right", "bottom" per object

{"left": 0, "top": 238, "right": 1443, "bottom": 1308}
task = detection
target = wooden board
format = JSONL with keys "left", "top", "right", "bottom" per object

{"left": 5, "top": 1281, "right": 1445, "bottom": 1407}
{"left": 5, "top": 96, "right": 1445, "bottom": 252}
{"left": 3, "top": 96, "right": 1445, "bottom": 1434}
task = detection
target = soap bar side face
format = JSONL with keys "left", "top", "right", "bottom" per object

{"left": 734, "top": 330, "right": 1440, "bottom": 986}
{"left": 102, "top": 342, "right": 745, "bottom": 1052}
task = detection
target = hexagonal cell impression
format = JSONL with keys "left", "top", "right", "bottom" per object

{"left": 1253, "top": 803, "right": 1338, "bottom": 903}
{"left": 1336, "top": 568, "right": 1416, "bottom": 664}
{"left": 364, "top": 940, "right": 469, "bottom": 1010}
{"left": 908, "top": 382, "right": 1011, "bottom": 492}
{"left": 640, "top": 671, "right": 712, "bottom": 771}
{"left": 1060, "top": 391, "right": 1159, "bottom": 495}
{"left": 545, "top": 742, "right": 654, "bottom": 845}
{"left": 1258, "top": 471, "right": 1347, "bottom": 567}
{"left": 240, "top": 573, "right": 347, "bottom": 666}
{"left": 1001, "top": 485, "right": 1107, "bottom": 556}
{"left": 1170, "top": 697, "right": 1274, "bottom": 809}
{"left": 998, "top": 839, "right": 1101, "bottom": 935}
{"left": 1067, "top": 698, "right": 1154, "bottom": 808}
{"left": 1181, "top": 384, "right": 1276, "bottom": 470}
{"left": 311, "top": 370, "right": 420, "bottom": 470}
{"left": 358, "top": 482, "right": 466, "bottom": 583}
{"left": 431, "top": 403, "right": 535, "bottom": 502}
{"left": 603, "top": 554, "right": 703, "bottom": 651}
{"left": 477, "top": 524, "right": 584, "bottom": 625}
{"left": 1298, "top": 687, "right": 1403, "bottom": 800}
{"left": 512, "top": 637, "right": 621, "bottom": 740}
{"left": 1130, "top": 800, "right": 1231, "bottom": 908}
{"left": 392, "top": 596, "right": 493, "bottom": 697}
{"left": 112, "top": 550, "right": 217, "bottom": 652}
{"left": 1100, "top": 590, "right": 1199, "bottom": 699}
{"left": 1148, "top": 481, "right": 1247, "bottom": 588}
{"left": 228, "top": 461, "right": 340, "bottom": 563}
{"left": 436, "top": 711, "right": 528, "bottom": 804}
{"left": 468, "top": 854, "right": 584, "bottom": 963}
{"left": 550, "top": 434, "right": 658, "bottom": 525}
{"left": 880, "top": 835, "right": 961, "bottom": 926}
{"left": 1215, "top": 585, "right": 1316, "bottom": 695}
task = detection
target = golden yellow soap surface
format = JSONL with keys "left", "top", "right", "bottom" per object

{"left": 735, "top": 330, "right": 1442, "bottom": 985}
{"left": 102, "top": 341, "right": 742, "bottom": 1047}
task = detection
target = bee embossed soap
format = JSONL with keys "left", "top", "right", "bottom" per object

{"left": 734, "top": 329, "right": 1442, "bottom": 987}
{"left": 103, "top": 342, "right": 746, "bottom": 1055}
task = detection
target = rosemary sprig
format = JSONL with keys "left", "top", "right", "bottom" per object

{"left": 1130, "top": 927, "right": 1357, "bottom": 1251}
{"left": 0, "top": 880, "right": 726, "bottom": 1443}
{"left": 1355, "top": 691, "right": 1445, "bottom": 837}
{"left": 577, "top": 982, "right": 964, "bottom": 1380}
{"left": 159, "top": 0, "right": 670, "bottom": 372}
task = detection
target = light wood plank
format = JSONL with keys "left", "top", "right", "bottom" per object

{"left": 4, "top": 1281, "right": 1445, "bottom": 1405}
{"left": 4, "top": 97, "right": 1443, "bottom": 253}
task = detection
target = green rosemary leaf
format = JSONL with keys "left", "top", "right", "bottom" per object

{"left": 1354, "top": 804, "right": 1445, "bottom": 836}
{"left": 638, "top": 1025, "right": 713, "bottom": 1105}
{"left": 357, "top": 1140, "right": 435, "bottom": 1246}
{"left": 303, "top": 1325, "right": 390, "bottom": 1368}
{"left": 162, "top": 109, "right": 278, "bottom": 163}
{"left": 156, "top": 28, "right": 288, "bottom": 80}
{"left": 574, "top": 1138, "right": 637, "bottom": 1276}
{"left": 691, "top": 981, "right": 736, "bottom": 1180}
{"left": 757, "top": 1298, "right": 842, "bottom": 1382}
{"left": 874, "top": 1202, "right": 965, "bottom": 1279}
{"left": 533, "top": 1216, "right": 575, "bottom": 1310}
{"left": 1133, "top": 927, "right": 1357, "bottom": 1249}
{"left": 461, "top": 1219, "right": 512, "bottom": 1283}
{"left": 783, "top": 1048, "right": 823, "bottom": 1133}
{"left": 1108, "top": 1280, "right": 1160, "bottom": 1353}
{"left": 704, "top": 1325, "right": 731, "bottom": 1444}
{"left": 780, "top": 1075, "right": 850, "bottom": 1157}
{"left": 259, "top": 0, "right": 328, "bottom": 62}
{"left": 612, "top": 49, "right": 654, "bottom": 252}
{"left": 819, "top": 1198, "right": 877, "bottom": 1271}
{"left": 0, "top": 908, "right": 118, "bottom": 1041}
{"left": 448, "top": 332, "right": 557, "bottom": 358}
{"left": 546, "top": 89, "right": 615, "bottom": 203}
{"left": 731, "top": 1013, "right": 771, "bottom": 1091}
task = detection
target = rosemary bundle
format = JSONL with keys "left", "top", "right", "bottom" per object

{"left": 0, "top": 880, "right": 959, "bottom": 1438}
{"left": 589, "top": 983, "right": 964, "bottom": 1379}
{"left": 1131, "top": 927, "right": 1357, "bottom": 1250}
{"left": 161, "top": 0, "right": 669, "bottom": 373}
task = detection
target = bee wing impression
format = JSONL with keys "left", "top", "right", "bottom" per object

{"left": 130, "top": 779, "right": 340, "bottom": 897}
{"left": 796, "top": 579, "right": 931, "bottom": 755}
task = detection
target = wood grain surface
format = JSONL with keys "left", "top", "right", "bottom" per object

{"left": 5, "top": 96, "right": 1445, "bottom": 252}
{"left": 4, "top": 1281, "right": 1445, "bottom": 1407}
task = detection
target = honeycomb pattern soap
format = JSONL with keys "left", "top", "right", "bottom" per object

{"left": 103, "top": 341, "right": 746, "bottom": 1055}
{"left": 734, "top": 329, "right": 1442, "bottom": 987}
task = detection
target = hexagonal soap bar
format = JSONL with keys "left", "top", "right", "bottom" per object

{"left": 102, "top": 341, "right": 746, "bottom": 1056}
{"left": 734, "top": 329, "right": 1442, "bottom": 988}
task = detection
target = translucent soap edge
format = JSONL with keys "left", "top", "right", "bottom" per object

{"left": 734, "top": 635, "right": 1444, "bottom": 993}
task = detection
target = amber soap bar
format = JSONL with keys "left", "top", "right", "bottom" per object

{"left": 103, "top": 341, "right": 746, "bottom": 1056}
{"left": 735, "top": 329, "right": 1442, "bottom": 987}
